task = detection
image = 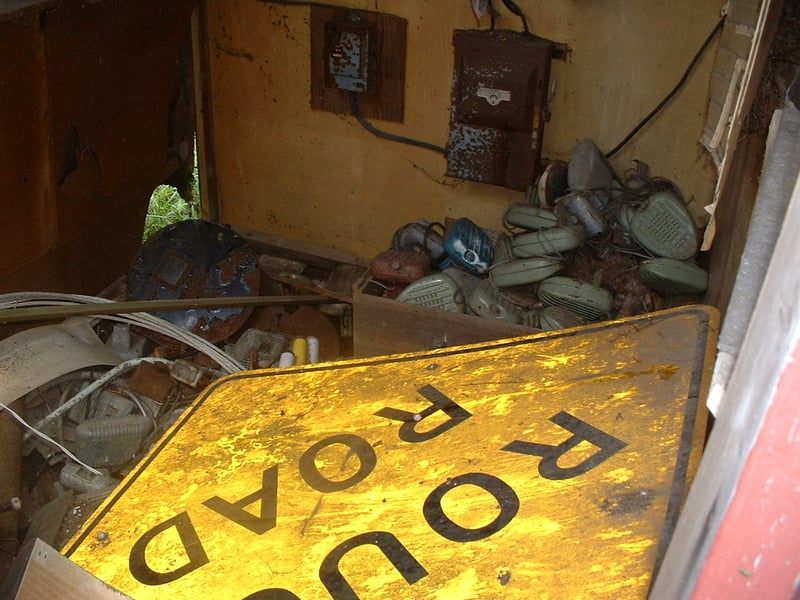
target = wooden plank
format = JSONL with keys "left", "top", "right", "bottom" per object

{"left": 15, "top": 539, "right": 132, "bottom": 600}
{"left": 728, "top": 0, "right": 762, "bottom": 29}
{"left": 0, "top": 492, "right": 73, "bottom": 599}
{"left": 702, "top": 0, "right": 783, "bottom": 250}
{"left": 325, "top": 264, "right": 368, "bottom": 297}
{"left": 0, "top": 0, "right": 61, "bottom": 23}
{"left": 261, "top": 272, "right": 354, "bottom": 304}
{"left": 192, "top": 1, "right": 220, "bottom": 222}
{"left": 704, "top": 132, "right": 764, "bottom": 317}
{"left": 353, "top": 290, "right": 536, "bottom": 357}
{"left": 235, "top": 226, "right": 371, "bottom": 271}
{"left": 1, "top": 0, "right": 198, "bottom": 294}
{"left": 0, "top": 16, "right": 55, "bottom": 282}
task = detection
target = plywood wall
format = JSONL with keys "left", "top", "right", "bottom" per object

{"left": 0, "top": 0, "right": 197, "bottom": 294}
{"left": 203, "top": 0, "right": 724, "bottom": 258}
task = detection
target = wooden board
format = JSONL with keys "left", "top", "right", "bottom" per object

{"left": 0, "top": 493, "right": 73, "bottom": 599}
{"left": 15, "top": 539, "right": 132, "bottom": 600}
{"left": 0, "top": 0, "right": 197, "bottom": 295}
{"left": 353, "top": 288, "right": 536, "bottom": 356}
{"left": 235, "top": 227, "right": 371, "bottom": 272}
{"left": 64, "top": 306, "right": 716, "bottom": 599}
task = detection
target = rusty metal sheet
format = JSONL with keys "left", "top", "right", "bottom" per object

{"left": 447, "top": 29, "right": 553, "bottom": 191}
{"left": 127, "top": 220, "right": 260, "bottom": 344}
{"left": 64, "top": 306, "right": 717, "bottom": 599}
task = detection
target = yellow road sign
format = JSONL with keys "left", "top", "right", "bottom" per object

{"left": 64, "top": 306, "right": 717, "bottom": 599}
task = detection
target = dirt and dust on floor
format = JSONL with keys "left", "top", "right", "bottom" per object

{"left": 0, "top": 137, "right": 709, "bottom": 596}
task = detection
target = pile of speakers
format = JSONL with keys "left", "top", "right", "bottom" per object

{"left": 374, "top": 140, "right": 708, "bottom": 331}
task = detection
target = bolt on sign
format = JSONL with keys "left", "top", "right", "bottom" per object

{"left": 64, "top": 306, "right": 717, "bottom": 599}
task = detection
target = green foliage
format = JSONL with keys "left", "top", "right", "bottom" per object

{"left": 143, "top": 164, "right": 201, "bottom": 241}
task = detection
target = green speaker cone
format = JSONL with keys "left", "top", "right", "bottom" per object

{"left": 630, "top": 191, "right": 698, "bottom": 260}
{"left": 468, "top": 280, "right": 523, "bottom": 324}
{"left": 396, "top": 273, "right": 465, "bottom": 312}
{"left": 538, "top": 305, "right": 584, "bottom": 330}
{"left": 490, "top": 256, "right": 563, "bottom": 288}
{"left": 504, "top": 203, "right": 559, "bottom": 231}
{"left": 521, "top": 310, "right": 541, "bottom": 328}
{"left": 492, "top": 234, "right": 515, "bottom": 266}
{"left": 639, "top": 258, "right": 708, "bottom": 295}
{"left": 512, "top": 225, "right": 586, "bottom": 258}
{"left": 537, "top": 276, "right": 614, "bottom": 321}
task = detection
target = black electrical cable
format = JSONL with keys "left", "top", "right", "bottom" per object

{"left": 349, "top": 92, "right": 448, "bottom": 157}
{"left": 486, "top": 0, "right": 500, "bottom": 30}
{"left": 605, "top": 15, "right": 726, "bottom": 158}
{"left": 500, "top": 0, "right": 530, "bottom": 33}
{"left": 255, "top": 2, "right": 447, "bottom": 157}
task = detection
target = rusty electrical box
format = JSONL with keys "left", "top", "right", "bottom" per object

{"left": 324, "top": 15, "right": 377, "bottom": 92}
{"left": 310, "top": 7, "right": 407, "bottom": 123}
{"left": 446, "top": 30, "right": 554, "bottom": 191}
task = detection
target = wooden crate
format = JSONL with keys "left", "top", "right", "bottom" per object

{"left": 235, "top": 227, "right": 537, "bottom": 358}
{"left": 352, "top": 274, "right": 538, "bottom": 357}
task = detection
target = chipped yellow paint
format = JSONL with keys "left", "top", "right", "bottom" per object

{"left": 64, "top": 307, "right": 717, "bottom": 599}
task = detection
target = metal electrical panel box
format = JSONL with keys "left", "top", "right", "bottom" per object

{"left": 311, "top": 7, "right": 406, "bottom": 122}
{"left": 324, "top": 16, "right": 377, "bottom": 92}
{"left": 447, "top": 30, "right": 554, "bottom": 191}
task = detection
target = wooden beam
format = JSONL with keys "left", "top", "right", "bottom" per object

{"left": 0, "top": 1, "right": 62, "bottom": 23}
{"left": 236, "top": 226, "right": 371, "bottom": 271}
{"left": 192, "top": 0, "right": 220, "bottom": 222}
{"left": 260, "top": 272, "right": 354, "bottom": 304}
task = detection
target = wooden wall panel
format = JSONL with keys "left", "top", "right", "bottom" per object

{"left": 203, "top": 0, "right": 723, "bottom": 259}
{"left": 0, "top": 18, "right": 56, "bottom": 280}
{"left": 0, "top": 0, "right": 198, "bottom": 295}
